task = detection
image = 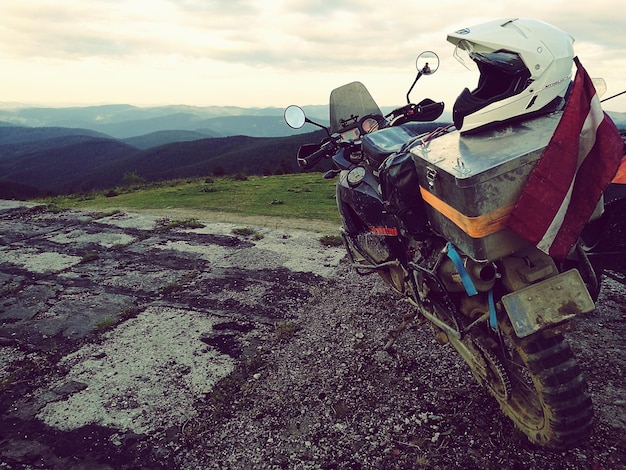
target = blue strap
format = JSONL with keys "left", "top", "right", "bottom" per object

{"left": 488, "top": 289, "right": 498, "bottom": 330}
{"left": 446, "top": 242, "right": 477, "bottom": 296}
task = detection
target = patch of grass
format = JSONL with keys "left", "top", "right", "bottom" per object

{"left": 416, "top": 453, "right": 431, "bottom": 467}
{"left": 274, "top": 321, "right": 301, "bottom": 342}
{"left": 231, "top": 227, "right": 255, "bottom": 236}
{"left": 159, "top": 271, "right": 199, "bottom": 296}
{"left": 156, "top": 218, "right": 205, "bottom": 231}
{"left": 231, "top": 227, "right": 264, "bottom": 240}
{"left": 90, "top": 209, "right": 121, "bottom": 220}
{"left": 80, "top": 251, "right": 100, "bottom": 264}
{"left": 319, "top": 234, "right": 343, "bottom": 247}
{"left": 95, "top": 316, "right": 116, "bottom": 331}
{"left": 92, "top": 306, "right": 143, "bottom": 333}
{"left": 41, "top": 174, "right": 341, "bottom": 225}
{"left": 120, "top": 305, "right": 143, "bottom": 320}
{"left": 44, "top": 203, "right": 65, "bottom": 213}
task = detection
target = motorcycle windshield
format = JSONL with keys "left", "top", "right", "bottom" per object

{"left": 329, "top": 82, "right": 382, "bottom": 134}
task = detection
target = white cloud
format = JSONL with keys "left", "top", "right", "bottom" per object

{"left": 1, "top": 0, "right": 625, "bottom": 110}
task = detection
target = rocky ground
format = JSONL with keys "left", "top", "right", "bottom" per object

{"left": 0, "top": 200, "right": 624, "bottom": 469}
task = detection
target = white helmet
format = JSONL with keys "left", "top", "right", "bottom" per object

{"left": 447, "top": 18, "right": 575, "bottom": 133}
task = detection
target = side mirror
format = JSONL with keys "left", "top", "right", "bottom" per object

{"left": 405, "top": 51, "right": 440, "bottom": 104}
{"left": 416, "top": 51, "right": 439, "bottom": 75}
{"left": 284, "top": 105, "right": 307, "bottom": 129}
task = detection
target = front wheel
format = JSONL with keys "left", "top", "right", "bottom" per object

{"left": 482, "top": 320, "right": 594, "bottom": 449}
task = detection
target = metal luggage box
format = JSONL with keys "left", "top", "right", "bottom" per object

{"left": 410, "top": 113, "right": 562, "bottom": 261}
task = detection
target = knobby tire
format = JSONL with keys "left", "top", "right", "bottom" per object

{"left": 491, "top": 325, "right": 594, "bottom": 449}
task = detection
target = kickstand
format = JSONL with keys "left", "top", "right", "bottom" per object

{"left": 384, "top": 312, "right": 416, "bottom": 350}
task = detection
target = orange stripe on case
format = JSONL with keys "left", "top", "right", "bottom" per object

{"left": 419, "top": 187, "right": 513, "bottom": 239}
{"left": 611, "top": 155, "right": 626, "bottom": 184}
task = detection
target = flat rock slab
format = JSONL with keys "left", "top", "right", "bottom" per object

{"left": 0, "top": 202, "right": 343, "bottom": 467}
{"left": 0, "top": 201, "right": 624, "bottom": 469}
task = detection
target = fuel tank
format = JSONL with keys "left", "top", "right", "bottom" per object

{"left": 336, "top": 167, "right": 402, "bottom": 264}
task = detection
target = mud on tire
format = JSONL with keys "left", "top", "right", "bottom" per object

{"left": 491, "top": 324, "right": 594, "bottom": 450}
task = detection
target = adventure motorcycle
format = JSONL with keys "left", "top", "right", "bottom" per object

{"left": 285, "top": 50, "right": 625, "bottom": 450}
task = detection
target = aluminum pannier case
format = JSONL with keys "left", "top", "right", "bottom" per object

{"left": 410, "top": 113, "right": 563, "bottom": 261}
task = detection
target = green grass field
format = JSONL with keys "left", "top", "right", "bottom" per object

{"left": 45, "top": 173, "right": 342, "bottom": 228}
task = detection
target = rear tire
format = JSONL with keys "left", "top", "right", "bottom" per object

{"left": 489, "top": 323, "right": 594, "bottom": 449}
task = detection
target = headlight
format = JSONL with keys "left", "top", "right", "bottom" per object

{"left": 347, "top": 166, "right": 366, "bottom": 186}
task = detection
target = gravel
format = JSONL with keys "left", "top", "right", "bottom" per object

{"left": 0, "top": 202, "right": 624, "bottom": 469}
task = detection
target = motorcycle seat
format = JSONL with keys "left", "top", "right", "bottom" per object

{"left": 362, "top": 123, "right": 425, "bottom": 165}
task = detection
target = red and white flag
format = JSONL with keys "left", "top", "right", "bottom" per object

{"left": 507, "top": 57, "right": 624, "bottom": 259}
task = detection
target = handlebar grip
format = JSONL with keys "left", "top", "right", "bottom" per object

{"left": 297, "top": 143, "right": 331, "bottom": 169}
{"left": 297, "top": 147, "right": 327, "bottom": 169}
{"left": 389, "top": 100, "right": 444, "bottom": 125}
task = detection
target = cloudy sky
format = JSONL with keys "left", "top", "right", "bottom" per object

{"left": 2, "top": 0, "right": 626, "bottom": 112}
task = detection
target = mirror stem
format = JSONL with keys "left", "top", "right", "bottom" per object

{"left": 306, "top": 118, "right": 332, "bottom": 137}
{"left": 406, "top": 72, "right": 422, "bottom": 104}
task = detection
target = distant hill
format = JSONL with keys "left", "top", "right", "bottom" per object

{"left": 122, "top": 130, "right": 214, "bottom": 149}
{"left": 203, "top": 115, "right": 311, "bottom": 138}
{"left": 0, "top": 125, "right": 110, "bottom": 146}
{"left": 79, "top": 131, "right": 332, "bottom": 191}
{"left": 0, "top": 103, "right": 264, "bottom": 127}
{"left": 0, "top": 133, "right": 139, "bottom": 194}
{"left": 0, "top": 122, "right": 335, "bottom": 196}
{"left": 92, "top": 112, "right": 213, "bottom": 138}
{"left": 0, "top": 104, "right": 328, "bottom": 139}
{"left": 0, "top": 180, "right": 41, "bottom": 200}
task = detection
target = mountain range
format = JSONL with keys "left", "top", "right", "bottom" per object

{"left": 0, "top": 103, "right": 332, "bottom": 199}
{"left": 0, "top": 103, "right": 331, "bottom": 139}
{"left": 0, "top": 124, "right": 334, "bottom": 199}
{"left": 1, "top": 103, "right": 624, "bottom": 200}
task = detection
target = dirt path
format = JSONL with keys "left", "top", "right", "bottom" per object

{"left": 96, "top": 206, "right": 343, "bottom": 234}
{"left": 0, "top": 201, "right": 624, "bottom": 469}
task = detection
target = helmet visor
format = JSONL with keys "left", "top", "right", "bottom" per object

{"left": 470, "top": 50, "right": 527, "bottom": 75}
{"left": 454, "top": 40, "right": 526, "bottom": 75}
{"left": 453, "top": 40, "right": 478, "bottom": 72}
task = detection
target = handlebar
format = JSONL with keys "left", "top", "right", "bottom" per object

{"left": 386, "top": 99, "right": 444, "bottom": 125}
{"left": 295, "top": 98, "right": 444, "bottom": 170}
{"left": 297, "top": 141, "right": 336, "bottom": 169}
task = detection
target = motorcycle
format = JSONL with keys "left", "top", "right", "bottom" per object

{"left": 284, "top": 50, "right": 625, "bottom": 450}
